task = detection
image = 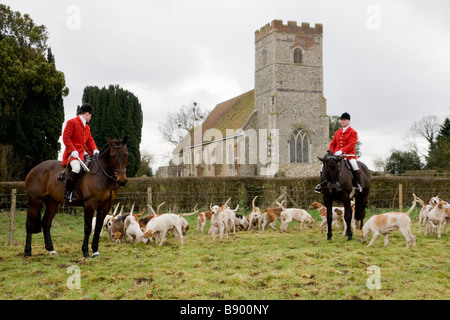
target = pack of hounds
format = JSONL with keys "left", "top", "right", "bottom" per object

{"left": 92, "top": 194, "right": 449, "bottom": 248}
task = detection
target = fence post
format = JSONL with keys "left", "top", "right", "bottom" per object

{"left": 147, "top": 187, "right": 152, "bottom": 208}
{"left": 9, "top": 188, "right": 17, "bottom": 246}
{"left": 399, "top": 184, "right": 403, "bottom": 212}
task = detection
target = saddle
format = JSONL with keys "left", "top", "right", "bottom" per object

{"left": 57, "top": 155, "right": 93, "bottom": 182}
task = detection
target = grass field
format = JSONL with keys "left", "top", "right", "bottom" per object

{"left": 0, "top": 207, "right": 448, "bottom": 300}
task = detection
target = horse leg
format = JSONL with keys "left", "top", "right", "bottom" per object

{"left": 24, "top": 199, "right": 43, "bottom": 257}
{"left": 355, "top": 192, "right": 368, "bottom": 229}
{"left": 344, "top": 199, "right": 353, "bottom": 241}
{"left": 82, "top": 206, "right": 95, "bottom": 258}
{"left": 325, "top": 199, "right": 333, "bottom": 240}
{"left": 41, "top": 198, "right": 60, "bottom": 255}
{"left": 91, "top": 207, "right": 108, "bottom": 257}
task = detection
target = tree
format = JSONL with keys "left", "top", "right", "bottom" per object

{"left": 426, "top": 117, "right": 450, "bottom": 170}
{"left": 135, "top": 152, "right": 154, "bottom": 177}
{"left": 384, "top": 149, "right": 424, "bottom": 174}
{"left": 0, "top": 5, "right": 67, "bottom": 181}
{"left": 328, "top": 115, "right": 362, "bottom": 157}
{"left": 159, "top": 102, "right": 209, "bottom": 145}
{"left": 82, "top": 85, "right": 143, "bottom": 177}
{"left": 405, "top": 114, "right": 441, "bottom": 158}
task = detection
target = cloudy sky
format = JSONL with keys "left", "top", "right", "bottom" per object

{"left": 4, "top": 0, "right": 450, "bottom": 172}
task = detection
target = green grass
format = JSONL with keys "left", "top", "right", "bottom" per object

{"left": 0, "top": 207, "right": 448, "bottom": 300}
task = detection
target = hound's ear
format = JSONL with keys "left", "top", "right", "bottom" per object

{"left": 122, "top": 136, "right": 128, "bottom": 145}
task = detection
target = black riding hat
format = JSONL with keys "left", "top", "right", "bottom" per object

{"left": 340, "top": 112, "right": 351, "bottom": 120}
{"left": 78, "top": 103, "right": 94, "bottom": 115}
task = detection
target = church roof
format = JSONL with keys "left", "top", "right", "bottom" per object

{"left": 189, "top": 89, "right": 255, "bottom": 146}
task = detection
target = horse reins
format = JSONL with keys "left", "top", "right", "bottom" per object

{"left": 89, "top": 145, "right": 127, "bottom": 191}
{"left": 321, "top": 156, "right": 346, "bottom": 191}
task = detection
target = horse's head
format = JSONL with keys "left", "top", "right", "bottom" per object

{"left": 318, "top": 150, "right": 343, "bottom": 185}
{"left": 106, "top": 136, "right": 129, "bottom": 186}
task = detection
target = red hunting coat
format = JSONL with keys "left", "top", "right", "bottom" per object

{"left": 62, "top": 116, "right": 98, "bottom": 167}
{"left": 329, "top": 126, "right": 358, "bottom": 160}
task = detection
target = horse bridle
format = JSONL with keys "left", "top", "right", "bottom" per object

{"left": 321, "top": 156, "right": 345, "bottom": 191}
{"left": 91, "top": 145, "right": 127, "bottom": 189}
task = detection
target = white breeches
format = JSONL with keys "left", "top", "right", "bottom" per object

{"left": 69, "top": 151, "right": 88, "bottom": 173}
{"left": 69, "top": 159, "right": 81, "bottom": 173}
{"left": 349, "top": 158, "right": 359, "bottom": 171}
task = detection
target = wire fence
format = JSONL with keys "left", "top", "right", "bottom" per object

{"left": 1, "top": 185, "right": 449, "bottom": 215}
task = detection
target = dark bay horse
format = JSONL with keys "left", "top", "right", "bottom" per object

{"left": 318, "top": 151, "right": 370, "bottom": 241}
{"left": 24, "top": 137, "right": 128, "bottom": 258}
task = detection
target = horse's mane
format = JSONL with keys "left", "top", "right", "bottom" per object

{"left": 99, "top": 143, "right": 109, "bottom": 155}
{"left": 98, "top": 138, "right": 123, "bottom": 155}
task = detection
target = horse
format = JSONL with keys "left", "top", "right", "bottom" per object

{"left": 318, "top": 150, "right": 370, "bottom": 241}
{"left": 24, "top": 137, "right": 129, "bottom": 258}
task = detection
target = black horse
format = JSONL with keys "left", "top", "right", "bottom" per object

{"left": 24, "top": 137, "right": 128, "bottom": 258}
{"left": 318, "top": 151, "right": 370, "bottom": 240}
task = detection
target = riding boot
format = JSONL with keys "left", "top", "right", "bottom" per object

{"left": 64, "top": 172, "right": 80, "bottom": 202}
{"left": 353, "top": 169, "right": 363, "bottom": 193}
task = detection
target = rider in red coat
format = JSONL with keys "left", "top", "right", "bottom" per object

{"left": 315, "top": 112, "right": 362, "bottom": 193}
{"left": 62, "top": 103, "right": 99, "bottom": 202}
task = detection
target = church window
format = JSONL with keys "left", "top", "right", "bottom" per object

{"left": 290, "top": 128, "right": 309, "bottom": 163}
{"left": 294, "top": 48, "right": 302, "bottom": 63}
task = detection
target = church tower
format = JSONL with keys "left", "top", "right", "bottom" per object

{"left": 254, "top": 20, "right": 329, "bottom": 176}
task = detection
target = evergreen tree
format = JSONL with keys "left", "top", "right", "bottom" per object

{"left": 385, "top": 149, "right": 424, "bottom": 174}
{"left": 82, "top": 85, "right": 143, "bottom": 177}
{"left": 0, "top": 5, "right": 67, "bottom": 180}
{"left": 426, "top": 118, "right": 450, "bottom": 170}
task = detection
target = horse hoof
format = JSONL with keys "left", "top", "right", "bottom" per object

{"left": 347, "top": 236, "right": 353, "bottom": 241}
{"left": 327, "top": 236, "right": 332, "bottom": 241}
{"left": 92, "top": 252, "right": 100, "bottom": 258}
{"left": 48, "top": 250, "right": 58, "bottom": 256}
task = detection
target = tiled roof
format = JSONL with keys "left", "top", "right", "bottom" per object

{"left": 189, "top": 89, "right": 255, "bottom": 145}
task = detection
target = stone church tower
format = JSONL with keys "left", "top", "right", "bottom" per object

{"left": 157, "top": 20, "right": 329, "bottom": 178}
{"left": 254, "top": 20, "right": 329, "bottom": 176}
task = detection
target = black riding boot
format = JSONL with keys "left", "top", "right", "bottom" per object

{"left": 353, "top": 169, "right": 363, "bottom": 193}
{"left": 64, "top": 172, "right": 80, "bottom": 202}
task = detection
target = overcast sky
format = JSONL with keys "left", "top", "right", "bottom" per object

{"left": 4, "top": 0, "right": 450, "bottom": 172}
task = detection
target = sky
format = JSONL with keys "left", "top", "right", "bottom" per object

{"left": 3, "top": 0, "right": 450, "bottom": 172}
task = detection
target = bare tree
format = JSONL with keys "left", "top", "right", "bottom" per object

{"left": 404, "top": 114, "right": 442, "bottom": 158}
{"left": 159, "top": 102, "right": 210, "bottom": 145}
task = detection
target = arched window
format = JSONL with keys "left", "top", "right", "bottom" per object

{"left": 290, "top": 128, "right": 309, "bottom": 163}
{"left": 294, "top": 48, "right": 302, "bottom": 63}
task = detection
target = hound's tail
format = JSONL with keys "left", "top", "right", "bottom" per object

{"left": 276, "top": 201, "right": 287, "bottom": 211}
{"left": 252, "top": 196, "right": 258, "bottom": 211}
{"left": 180, "top": 205, "right": 199, "bottom": 216}
{"left": 405, "top": 194, "right": 418, "bottom": 215}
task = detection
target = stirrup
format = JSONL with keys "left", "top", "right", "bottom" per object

{"left": 355, "top": 184, "right": 362, "bottom": 193}
{"left": 65, "top": 192, "right": 77, "bottom": 203}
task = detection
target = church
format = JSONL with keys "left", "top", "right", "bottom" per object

{"left": 157, "top": 20, "right": 329, "bottom": 178}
